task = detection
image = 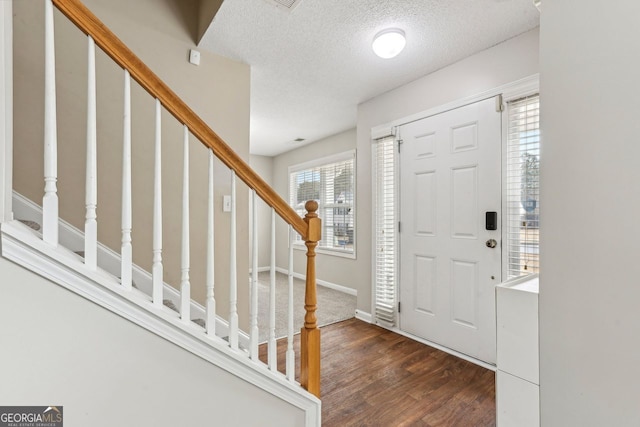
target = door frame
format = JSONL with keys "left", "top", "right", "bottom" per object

{"left": 370, "top": 75, "right": 540, "bottom": 368}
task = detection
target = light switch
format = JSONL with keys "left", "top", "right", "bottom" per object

{"left": 223, "top": 195, "right": 231, "bottom": 212}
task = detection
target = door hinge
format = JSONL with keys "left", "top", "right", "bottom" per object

{"left": 495, "top": 94, "right": 504, "bottom": 112}
{"left": 398, "top": 301, "right": 401, "bottom": 313}
{"left": 397, "top": 139, "right": 403, "bottom": 153}
{"left": 398, "top": 221, "right": 401, "bottom": 233}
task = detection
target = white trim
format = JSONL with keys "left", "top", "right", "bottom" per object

{"left": 381, "top": 323, "right": 497, "bottom": 372}
{"left": 0, "top": 0, "right": 13, "bottom": 223}
{"left": 355, "top": 310, "right": 372, "bottom": 323}
{"left": 288, "top": 149, "right": 357, "bottom": 258}
{"left": 288, "top": 149, "right": 356, "bottom": 174}
{"left": 370, "top": 134, "right": 400, "bottom": 325}
{"left": 371, "top": 75, "right": 540, "bottom": 136}
{"left": 1, "top": 220, "right": 321, "bottom": 425}
{"left": 370, "top": 143, "right": 378, "bottom": 321}
{"left": 501, "top": 85, "right": 540, "bottom": 280}
{"left": 273, "top": 266, "right": 357, "bottom": 296}
{"left": 370, "top": 126, "right": 396, "bottom": 141}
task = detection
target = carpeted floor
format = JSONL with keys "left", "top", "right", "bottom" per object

{"left": 257, "top": 271, "right": 356, "bottom": 342}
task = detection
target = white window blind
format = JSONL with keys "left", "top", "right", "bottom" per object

{"left": 373, "top": 136, "right": 396, "bottom": 325}
{"left": 289, "top": 151, "right": 355, "bottom": 255}
{"left": 506, "top": 94, "right": 540, "bottom": 277}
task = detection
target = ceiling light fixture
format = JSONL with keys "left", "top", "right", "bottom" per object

{"left": 372, "top": 29, "right": 406, "bottom": 59}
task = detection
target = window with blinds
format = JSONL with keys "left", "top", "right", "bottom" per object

{"left": 373, "top": 136, "right": 396, "bottom": 326}
{"left": 506, "top": 94, "right": 540, "bottom": 277}
{"left": 289, "top": 151, "right": 355, "bottom": 255}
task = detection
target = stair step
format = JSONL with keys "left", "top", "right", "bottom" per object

{"left": 18, "top": 219, "right": 41, "bottom": 231}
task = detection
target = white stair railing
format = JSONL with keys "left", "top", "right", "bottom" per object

{"left": 121, "top": 69, "right": 133, "bottom": 290}
{"left": 152, "top": 98, "right": 163, "bottom": 307}
{"left": 250, "top": 190, "right": 260, "bottom": 360}
{"left": 287, "top": 225, "right": 295, "bottom": 382}
{"left": 180, "top": 125, "right": 191, "bottom": 323}
{"left": 228, "top": 170, "right": 239, "bottom": 350}
{"left": 268, "top": 208, "right": 277, "bottom": 371}
{"left": 23, "top": 0, "right": 323, "bottom": 398}
{"left": 84, "top": 35, "right": 97, "bottom": 270}
{"left": 206, "top": 149, "right": 216, "bottom": 336}
{"left": 43, "top": 0, "right": 58, "bottom": 247}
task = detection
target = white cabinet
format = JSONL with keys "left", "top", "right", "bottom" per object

{"left": 496, "top": 274, "right": 539, "bottom": 427}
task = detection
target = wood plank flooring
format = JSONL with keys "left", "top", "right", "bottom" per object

{"left": 259, "top": 318, "right": 496, "bottom": 426}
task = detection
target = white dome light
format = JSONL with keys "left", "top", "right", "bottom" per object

{"left": 372, "top": 29, "right": 406, "bottom": 59}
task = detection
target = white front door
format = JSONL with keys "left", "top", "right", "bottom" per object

{"left": 399, "top": 97, "right": 501, "bottom": 364}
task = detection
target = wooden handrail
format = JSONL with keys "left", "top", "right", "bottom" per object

{"left": 51, "top": 0, "right": 308, "bottom": 238}
{"left": 51, "top": 0, "right": 321, "bottom": 398}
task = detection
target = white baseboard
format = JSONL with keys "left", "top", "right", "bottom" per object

{"left": 270, "top": 266, "right": 357, "bottom": 296}
{"left": 355, "top": 310, "right": 372, "bottom": 323}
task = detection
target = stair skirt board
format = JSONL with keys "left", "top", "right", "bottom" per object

{"left": 3, "top": 193, "right": 321, "bottom": 425}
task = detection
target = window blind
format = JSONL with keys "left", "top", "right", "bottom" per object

{"left": 289, "top": 152, "right": 355, "bottom": 254}
{"left": 373, "top": 136, "right": 397, "bottom": 325}
{"left": 506, "top": 94, "right": 540, "bottom": 277}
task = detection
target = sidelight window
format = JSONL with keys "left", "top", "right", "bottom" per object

{"left": 505, "top": 94, "right": 540, "bottom": 277}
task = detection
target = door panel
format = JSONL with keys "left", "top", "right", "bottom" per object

{"left": 414, "top": 254, "right": 436, "bottom": 315}
{"left": 451, "top": 165, "right": 478, "bottom": 238}
{"left": 415, "top": 171, "right": 436, "bottom": 235}
{"left": 399, "top": 97, "right": 501, "bottom": 364}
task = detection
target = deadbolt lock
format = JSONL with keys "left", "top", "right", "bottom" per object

{"left": 486, "top": 239, "right": 497, "bottom": 249}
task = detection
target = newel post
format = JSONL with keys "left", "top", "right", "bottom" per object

{"left": 301, "top": 200, "right": 321, "bottom": 397}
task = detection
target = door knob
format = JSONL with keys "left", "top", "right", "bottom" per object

{"left": 486, "top": 239, "right": 497, "bottom": 248}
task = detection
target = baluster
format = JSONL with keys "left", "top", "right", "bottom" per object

{"left": 229, "top": 170, "right": 239, "bottom": 349}
{"left": 286, "top": 225, "right": 295, "bottom": 382}
{"left": 152, "top": 99, "right": 163, "bottom": 306}
{"left": 250, "top": 190, "right": 259, "bottom": 360}
{"left": 268, "top": 208, "right": 277, "bottom": 371}
{"left": 206, "top": 149, "right": 216, "bottom": 336}
{"left": 301, "top": 201, "right": 321, "bottom": 397}
{"left": 84, "top": 35, "right": 97, "bottom": 269}
{"left": 43, "top": 0, "right": 58, "bottom": 246}
{"left": 180, "top": 125, "right": 190, "bottom": 323}
{"left": 121, "top": 70, "right": 132, "bottom": 290}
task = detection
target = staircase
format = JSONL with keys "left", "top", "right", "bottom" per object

{"left": 0, "top": 0, "right": 321, "bottom": 425}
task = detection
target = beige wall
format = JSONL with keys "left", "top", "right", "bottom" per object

{"left": 272, "top": 129, "right": 358, "bottom": 291}
{"left": 249, "top": 154, "right": 274, "bottom": 268}
{"left": 197, "top": 0, "right": 225, "bottom": 44}
{"left": 356, "top": 28, "right": 540, "bottom": 313}
{"left": 13, "top": 0, "right": 250, "bottom": 323}
{"left": 0, "top": 257, "right": 305, "bottom": 426}
{"left": 539, "top": 1, "right": 640, "bottom": 424}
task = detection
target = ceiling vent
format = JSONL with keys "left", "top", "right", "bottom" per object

{"left": 263, "top": 0, "right": 303, "bottom": 11}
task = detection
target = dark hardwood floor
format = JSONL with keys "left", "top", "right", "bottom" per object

{"left": 260, "top": 318, "right": 496, "bottom": 427}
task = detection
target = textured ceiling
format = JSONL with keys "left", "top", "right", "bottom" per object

{"left": 199, "top": 0, "right": 539, "bottom": 156}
